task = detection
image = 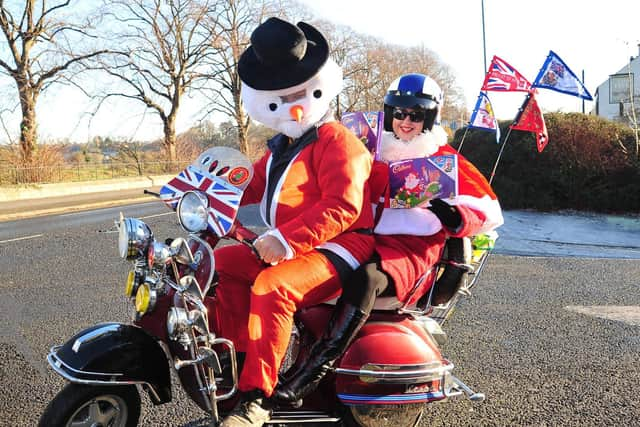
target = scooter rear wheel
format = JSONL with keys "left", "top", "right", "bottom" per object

{"left": 342, "top": 404, "right": 424, "bottom": 427}
{"left": 38, "top": 383, "right": 141, "bottom": 427}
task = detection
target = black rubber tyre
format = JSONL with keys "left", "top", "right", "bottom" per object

{"left": 38, "top": 383, "right": 141, "bottom": 427}
{"left": 341, "top": 403, "right": 424, "bottom": 427}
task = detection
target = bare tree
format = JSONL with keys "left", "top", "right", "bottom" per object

{"left": 0, "top": 0, "right": 109, "bottom": 163}
{"left": 117, "top": 139, "right": 146, "bottom": 175}
{"left": 198, "top": 0, "right": 282, "bottom": 155}
{"left": 317, "top": 21, "right": 467, "bottom": 125}
{"left": 97, "top": 0, "right": 221, "bottom": 162}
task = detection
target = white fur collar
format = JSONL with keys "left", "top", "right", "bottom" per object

{"left": 378, "top": 126, "right": 448, "bottom": 162}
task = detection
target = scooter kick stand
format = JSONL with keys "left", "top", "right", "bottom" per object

{"left": 450, "top": 374, "right": 486, "bottom": 402}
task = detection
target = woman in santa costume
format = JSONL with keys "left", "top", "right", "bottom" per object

{"left": 274, "top": 73, "right": 504, "bottom": 404}
{"left": 214, "top": 17, "right": 375, "bottom": 427}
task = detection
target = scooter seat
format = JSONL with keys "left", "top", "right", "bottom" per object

{"left": 322, "top": 296, "right": 406, "bottom": 311}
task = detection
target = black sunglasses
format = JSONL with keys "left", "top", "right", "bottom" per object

{"left": 392, "top": 108, "right": 426, "bottom": 123}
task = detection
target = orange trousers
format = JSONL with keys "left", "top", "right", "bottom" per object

{"left": 214, "top": 244, "right": 342, "bottom": 397}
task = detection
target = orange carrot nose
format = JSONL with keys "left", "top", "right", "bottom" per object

{"left": 289, "top": 105, "right": 304, "bottom": 122}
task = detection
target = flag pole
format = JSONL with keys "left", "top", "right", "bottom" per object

{"left": 488, "top": 92, "right": 531, "bottom": 185}
{"left": 456, "top": 125, "right": 471, "bottom": 153}
{"left": 488, "top": 126, "right": 511, "bottom": 184}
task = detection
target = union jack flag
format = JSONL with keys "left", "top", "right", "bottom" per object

{"left": 481, "top": 56, "right": 531, "bottom": 92}
{"left": 160, "top": 165, "right": 242, "bottom": 236}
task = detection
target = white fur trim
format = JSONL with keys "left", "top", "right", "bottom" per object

{"left": 316, "top": 242, "right": 360, "bottom": 269}
{"left": 260, "top": 152, "right": 302, "bottom": 228}
{"left": 453, "top": 194, "right": 504, "bottom": 234}
{"left": 378, "top": 126, "right": 448, "bottom": 162}
{"left": 240, "top": 59, "right": 342, "bottom": 138}
{"left": 374, "top": 207, "right": 442, "bottom": 236}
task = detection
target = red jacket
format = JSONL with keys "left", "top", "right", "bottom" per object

{"left": 370, "top": 144, "right": 503, "bottom": 304}
{"left": 241, "top": 121, "right": 374, "bottom": 268}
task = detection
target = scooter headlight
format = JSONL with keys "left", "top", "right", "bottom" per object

{"left": 135, "top": 282, "right": 157, "bottom": 314}
{"left": 125, "top": 270, "right": 138, "bottom": 297}
{"left": 177, "top": 191, "right": 209, "bottom": 233}
{"left": 167, "top": 307, "right": 189, "bottom": 340}
{"left": 118, "top": 217, "right": 153, "bottom": 260}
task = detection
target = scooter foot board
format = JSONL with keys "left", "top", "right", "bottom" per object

{"left": 267, "top": 410, "right": 340, "bottom": 424}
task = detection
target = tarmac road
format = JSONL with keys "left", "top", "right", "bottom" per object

{"left": 0, "top": 201, "right": 639, "bottom": 426}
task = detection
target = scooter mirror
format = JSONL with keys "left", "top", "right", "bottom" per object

{"left": 179, "top": 275, "right": 204, "bottom": 302}
{"left": 171, "top": 237, "right": 195, "bottom": 265}
{"left": 189, "top": 310, "right": 209, "bottom": 335}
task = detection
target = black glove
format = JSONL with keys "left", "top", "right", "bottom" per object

{"left": 428, "top": 198, "right": 462, "bottom": 230}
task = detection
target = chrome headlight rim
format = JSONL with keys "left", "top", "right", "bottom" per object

{"left": 118, "top": 217, "right": 153, "bottom": 260}
{"left": 177, "top": 191, "right": 209, "bottom": 233}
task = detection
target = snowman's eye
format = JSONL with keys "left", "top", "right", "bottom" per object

{"left": 269, "top": 103, "right": 278, "bottom": 111}
{"left": 313, "top": 90, "right": 322, "bottom": 99}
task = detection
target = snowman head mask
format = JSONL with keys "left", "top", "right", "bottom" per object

{"left": 238, "top": 18, "right": 342, "bottom": 139}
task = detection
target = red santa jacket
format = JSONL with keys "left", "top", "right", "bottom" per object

{"left": 241, "top": 121, "right": 374, "bottom": 268}
{"left": 370, "top": 143, "right": 503, "bottom": 304}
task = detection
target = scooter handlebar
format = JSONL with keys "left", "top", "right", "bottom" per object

{"left": 227, "top": 222, "right": 264, "bottom": 263}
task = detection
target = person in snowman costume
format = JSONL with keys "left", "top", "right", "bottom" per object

{"left": 213, "top": 17, "right": 375, "bottom": 426}
{"left": 274, "top": 73, "right": 504, "bottom": 404}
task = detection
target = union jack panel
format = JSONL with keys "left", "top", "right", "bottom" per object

{"left": 482, "top": 56, "right": 531, "bottom": 92}
{"left": 160, "top": 165, "right": 242, "bottom": 236}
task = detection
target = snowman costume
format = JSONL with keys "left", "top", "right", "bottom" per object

{"left": 214, "top": 18, "right": 374, "bottom": 425}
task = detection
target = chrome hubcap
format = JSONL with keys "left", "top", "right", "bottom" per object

{"left": 66, "top": 394, "right": 128, "bottom": 427}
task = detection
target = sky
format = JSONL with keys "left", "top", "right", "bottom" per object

{"left": 298, "top": 0, "right": 640, "bottom": 120}
{"left": 3, "top": 0, "right": 640, "bottom": 143}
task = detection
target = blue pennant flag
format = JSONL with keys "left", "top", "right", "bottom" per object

{"left": 469, "top": 92, "right": 501, "bottom": 143}
{"left": 532, "top": 51, "right": 593, "bottom": 100}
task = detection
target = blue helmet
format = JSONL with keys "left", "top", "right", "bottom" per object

{"left": 383, "top": 73, "right": 443, "bottom": 132}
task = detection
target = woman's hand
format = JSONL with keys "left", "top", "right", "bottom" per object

{"left": 428, "top": 198, "right": 462, "bottom": 230}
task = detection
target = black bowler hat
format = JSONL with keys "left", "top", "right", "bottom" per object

{"left": 238, "top": 17, "right": 329, "bottom": 90}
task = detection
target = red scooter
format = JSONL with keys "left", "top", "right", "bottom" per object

{"left": 39, "top": 147, "right": 493, "bottom": 427}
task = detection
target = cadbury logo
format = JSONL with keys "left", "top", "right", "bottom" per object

{"left": 391, "top": 164, "right": 411, "bottom": 174}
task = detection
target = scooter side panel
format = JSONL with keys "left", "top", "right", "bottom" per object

{"left": 335, "top": 319, "right": 446, "bottom": 405}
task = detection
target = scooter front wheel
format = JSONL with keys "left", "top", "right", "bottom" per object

{"left": 38, "top": 383, "right": 141, "bottom": 427}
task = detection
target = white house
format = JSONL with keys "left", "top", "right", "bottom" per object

{"left": 592, "top": 45, "right": 640, "bottom": 124}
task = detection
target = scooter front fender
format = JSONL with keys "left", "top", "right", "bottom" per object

{"left": 47, "top": 322, "right": 172, "bottom": 404}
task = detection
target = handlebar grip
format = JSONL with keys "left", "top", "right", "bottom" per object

{"left": 230, "top": 222, "right": 258, "bottom": 244}
{"left": 144, "top": 189, "right": 161, "bottom": 198}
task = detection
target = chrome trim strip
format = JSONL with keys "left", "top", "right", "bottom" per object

{"left": 267, "top": 410, "right": 341, "bottom": 424}
{"left": 49, "top": 345, "right": 123, "bottom": 378}
{"left": 187, "top": 234, "right": 215, "bottom": 295}
{"left": 72, "top": 324, "right": 121, "bottom": 353}
{"left": 337, "top": 391, "right": 445, "bottom": 402}
{"left": 334, "top": 362, "right": 453, "bottom": 382}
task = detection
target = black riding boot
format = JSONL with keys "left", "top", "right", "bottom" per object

{"left": 273, "top": 301, "right": 368, "bottom": 403}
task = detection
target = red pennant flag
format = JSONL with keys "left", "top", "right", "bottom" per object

{"left": 481, "top": 55, "right": 532, "bottom": 92}
{"left": 510, "top": 93, "right": 548, "bottom": 152}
